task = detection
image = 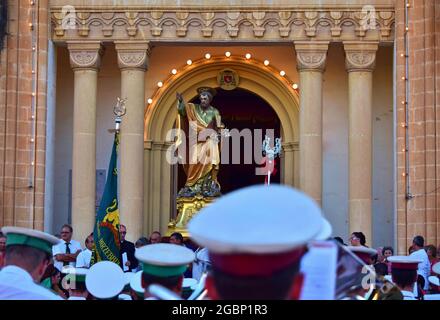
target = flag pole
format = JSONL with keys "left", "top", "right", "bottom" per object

{"left": 111, "top": 97, "right": 127, "bottom": 133}
{"left": 90, "top": 98, "right": 127, "bottom": 267}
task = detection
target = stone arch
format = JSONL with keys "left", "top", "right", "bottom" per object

{"left": 143, "top": 58, "right": 300, "bottom": 235}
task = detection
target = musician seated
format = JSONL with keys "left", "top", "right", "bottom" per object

{"left": 188, "top": 184, "right": 331, "bottom": 300}
{"left": 387, "top": 256, "right": 423, "bottom": 300}
{"left": 135, "top": 243, "right": 195, "bottom": 300}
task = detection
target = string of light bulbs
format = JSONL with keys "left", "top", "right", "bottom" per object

{"left": 402, "top": 0, "right": 412, "bottom": 201}
{"left": 146, "top": 52, "right": 299, "bottom": 106}
{"left": 29, "top": 0, "right": 38, "bottom": 226}
{"left": 402, "top": 2, "right": 440, "bottom": 200}
{"left": 28, "top": 0, "right": 37, "bottom": 188}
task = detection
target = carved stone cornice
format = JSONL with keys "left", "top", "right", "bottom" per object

{"left": 50, "top": 7, "right": 395, "bottom": 43}
{"left": 115, "top": 42, "right": 151, "bottom": 71}
{"left": 295, "top": 41, "right": 329, "bottom": 72}
{"left": 152, "top": 141, "right": 172, "bottom": 151}
{"left": 144, "top": 141, "right": 153, "bottom": 150}
{"left": 67, "top": 42, "right": 104, "bottom": 70}
{"left": 344, "top": 41, "right": 379, "bottom": 72}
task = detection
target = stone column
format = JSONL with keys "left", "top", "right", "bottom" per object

{"left": 295, "top": 41, "right": 329, "bottom": 206}
{"left": 344, "top": 42, "right": 378, "bottom": 244}
{"left": 115, "top": 42, "right": 150, "bottom": 242}
{"left": 282, "top": 142, "right": 297, "bottom": 188}
{"left": 68, "top": 42, "right": 104, "bottom": 242}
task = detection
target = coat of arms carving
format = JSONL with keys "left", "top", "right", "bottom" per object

{"left": 217, "top": 69, "right": 239, "bottom": 91}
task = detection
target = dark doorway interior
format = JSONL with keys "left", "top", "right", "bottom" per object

{"left": 176, "top": 87, "right": 281, "bottom": 196}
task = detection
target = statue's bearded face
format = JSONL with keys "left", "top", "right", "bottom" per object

{"left": 200, "top": 93, "right": 211, "bottom": 108}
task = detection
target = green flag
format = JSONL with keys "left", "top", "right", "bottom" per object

{"left": 90, "top": 132, "right": 121, "bottom": 266}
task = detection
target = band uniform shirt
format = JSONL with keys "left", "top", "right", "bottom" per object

{"left": 192, "top": 248, "right": 210, "bottom": 281}
{"left": 0, "top": 266, "right": 63, "bottom": 300}
{"left": 52, "top": 239, "right": 82, "bottom": 271}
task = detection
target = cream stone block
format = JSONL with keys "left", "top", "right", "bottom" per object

{"left": 345, "top": 41, "right": 377, "bottom": 245}
{"left": 298, "top": 70, "right": 324, "bottom": 205}
{"left": 116, "top": 42, "right": 150, "bottom": 242}
{"left": 159, "top": 146, "right": 172, "bottom": 235}
{"left": 150, "top": 145, "right": 163, "bottom": 234}
{"left": 295, "top": 42, "right": 328, "bottom": 206}
{"left": 69, "top": 43, "right": 102, "bottom": 243}
{"left": 300, "top": 135, "right": 323, "bottom": 204}
{"left": 73, "top": 70, "right": 98, "bottom": 133}
{"left": 282, "top": 143, "right": 297, "bottom": 188}
{"left": 349, "top": 199, "right": 372, "bottom": 244}
{"left": 119, "top": 69, "right": 146, "bottom": 242}
{"left": 143, "top": 145, "right": 152, "bottom": 236}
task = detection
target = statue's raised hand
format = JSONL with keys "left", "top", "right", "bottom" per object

{"left": 176, "top": 92, "right": 183, "bottom": 102}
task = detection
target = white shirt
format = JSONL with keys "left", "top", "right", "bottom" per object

{"left": 0, "top": 266, "right": 63, "bottom": 300}
{"left": 410, "top": 248, "right": 431, "bottom": 290}
{"left": 192, "top": 248, "right": 210, "bottom": 281}
{"left": 76, "top": 249, "right": 92, "bottom": 268}
{"left": 52, "top": 239, "right": 82, "bottom": 271}
{"left": 401, "top": 290, "right": 417, "bottom": 300}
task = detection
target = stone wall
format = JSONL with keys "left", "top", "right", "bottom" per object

{"left": 0, "top": 0, "right": 49, "bottom": 230}
{"left": 396, "top": 0, "right": 440, "bottom": 254}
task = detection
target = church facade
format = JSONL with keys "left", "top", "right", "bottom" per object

{"left": 0, "top": 0, "right": 439, "bottom": 254}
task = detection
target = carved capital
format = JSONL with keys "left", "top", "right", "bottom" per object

{"left": 344, "top": 42, "right": 378, "bottom": 72}
{"left": 117, "top": 51, "right": 148, "bottom": 70}
{"left": 68, "top": 42, "right": 104, "bottom": 70}
{"left": 115, "top": 42, "right": 151, "bottom": 71}
{"left": 294, "top": 41, "right": 329, "bottom": 72}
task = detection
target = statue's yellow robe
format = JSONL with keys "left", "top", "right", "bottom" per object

{"left": 176, "top": 101, "right": 221, "bottom": 187}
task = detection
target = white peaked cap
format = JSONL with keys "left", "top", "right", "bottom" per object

{"left": 135, "top": 244, "right": 195, "bottom": 278}
{"left": 188, "top": 184, "right": 330, "bottom": 254}
{"left": 387, "top": 255, "right": 422, "bottom": 271}
{"left": 130, "top": 271, "right": 144, "bottom": 294}
{"left": 387, "top": 255, "right": 423, "bottom": 264}
{"left": 315, "top": 218, "right": 332, "bottom": 241}
{"left": 135, "top": 243, "right": 195, "bottom": 267}
{"left": 428, "top": 276, "right": 440, "bottom": 287}
{"left": 61, "top": 266, "right": 89, "bottom": 276}
{"left": 2, "top": 226, "right": 61, "bottom": 255}
{"left": 182, "top": 278, "right": 198, "bottom": 290}
{"left": 124, "top": 272, "right": 135, "bottom": 286}
{"left": 118, "top": 294, "right": 132, "bottom": 300}
{"left": 433, "top": 262, "right": 440, "bottom": 275}
{"left": 86, "top": 261, "right": 126, "bottom": 299}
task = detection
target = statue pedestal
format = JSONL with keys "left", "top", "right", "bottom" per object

{"left": 166, "top": 195, "right": 216, "bottom": 237}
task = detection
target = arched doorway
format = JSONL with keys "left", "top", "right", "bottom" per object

{"left": 175, "top": 88, "right": 281, "bottom": 196}
{"left": 143, "top": 58, "right": 299, "bottom": 235}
